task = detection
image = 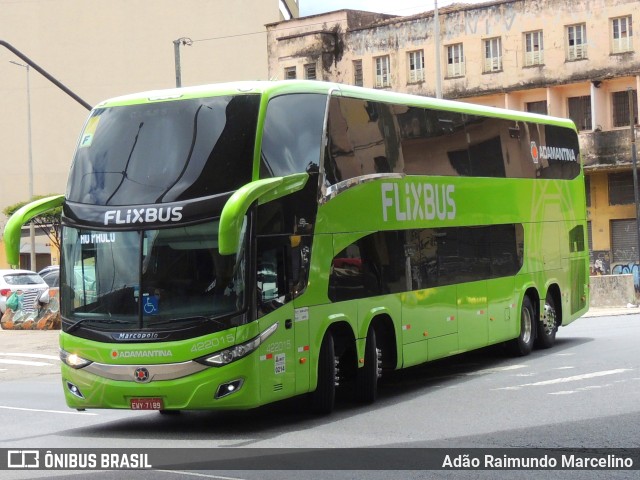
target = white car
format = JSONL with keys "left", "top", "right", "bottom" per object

{"left": 0, "top": 269, "right": 49, "bottom": 314}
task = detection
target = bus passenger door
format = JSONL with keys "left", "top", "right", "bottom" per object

{"left": 256, "top": 236, "right": 305, "bottom": 403}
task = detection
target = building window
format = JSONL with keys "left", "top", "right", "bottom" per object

{"left": 608, "top": 172, "right": 634, "bottom": 205}
{"left": 612, "top": 90, "right": 639, "bottom": 127}
{"left": 353, "top": 60, "right": 363, "bottom": 87}
{"left": 567, "top": 95, "right": 592, "bottom": 131}
{"left": 374, "top": 55, "right": 391, "bottom": 88}
{"left": 612, "top": 16, "right": 633, "bottom": 53}
{"left": 567, "top": 23, "right": 587, "bottom": 60}
{"left": 407, "top": 50, "right": 425, "bottom": 83}
{"left": 526, "top": 100, "right": 548, "bottom": 115}
{"left": 284, "top": 66, "right": 296, "bottom": 80}
{"left": 304, "top": 63, "right": 317, "bottom": 80}
{"left": 483, "top": 37, "right": 502, "bottom": 72}
{"left": 446, "top": 43, "right": 464, "bottom": 77}
{"left": 524, "top": 30, "right": 544, "bottom": 66}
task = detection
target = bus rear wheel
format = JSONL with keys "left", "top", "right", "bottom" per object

{"left": 536, "top": 294, "right": 558, "bottom": 349}
{"left": 508, "top": 296, "right": 535, "bottom": 356}
{"left": 310, "top": 331, "right": 337, "bottom": 414}
{"left": 355, "top": 326, "right": 382, "bottom": 404}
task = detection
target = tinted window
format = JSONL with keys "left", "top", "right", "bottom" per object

{"left": 261, "top": 93, "right": 327, "bottom": 177}
{"left": 67, "top": 95, "right": 260, "bottom": 205}
{"left": 569, "top": 225, "right": 585, "bottom": 253}
{"left": 329, "top": 224, "right": 523, "bottom": 301}
{"left": 329, "top": 231, "right": 406, "bottom": 302}
{"left": 325, "top": 95, "right": 580, "bottom": 183}
{"left": 325, "top": 97, "right": 405, "bottom": 185}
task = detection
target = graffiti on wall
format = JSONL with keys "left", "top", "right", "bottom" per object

{"left": 612, "top": 262, "right": 640, "bottom": 293}
{"left": 589, "top": 250, "right": 611, "bottom": 275}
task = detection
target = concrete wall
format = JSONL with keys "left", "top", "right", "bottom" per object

{"left": 589, "top": 274, "right": 635, "bottom": 307}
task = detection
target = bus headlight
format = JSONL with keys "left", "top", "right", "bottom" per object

{"left": 198, "top": 322, "right": 278, "bottom": 367}
{"left": 60, "top": 349, "right": 93, "bottom": 369}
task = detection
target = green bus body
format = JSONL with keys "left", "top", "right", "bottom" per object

{"left": 6, "top": 80, "right": 588, "bottom": 412}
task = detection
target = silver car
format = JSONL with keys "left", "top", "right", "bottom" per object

{"left": 0, "top": 269, "right": 49, "bottom": 314}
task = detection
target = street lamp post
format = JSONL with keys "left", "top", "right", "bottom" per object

{"left": 9, "top": 60, "right": 36, "bottom": 270}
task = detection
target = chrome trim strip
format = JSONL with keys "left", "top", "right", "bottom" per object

{"left": 83, "top": 360, "right": 208, "bottom": 382}
{"left": 324, "top": 173, "right": 405, "bottom": 202}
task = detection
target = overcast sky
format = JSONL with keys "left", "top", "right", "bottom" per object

{"left": 300, "top": 1, "right": 455, "bottom": 17}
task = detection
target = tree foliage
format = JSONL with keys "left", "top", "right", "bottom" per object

{"left": 2, "top": 195, "right": 63, "bottom": 252}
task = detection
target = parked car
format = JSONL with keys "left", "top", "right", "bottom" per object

{"left": 0, "top": 269, "right": 50, "bottom": 314}
{"left": 38, "top": 265, "right": 97, "bottom": 303}
{"left": 39, "top": 265, "right": 60, "bottom": 287}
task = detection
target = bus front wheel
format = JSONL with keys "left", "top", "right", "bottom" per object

{"left": 310, "top": 331, "right": 337, "bottom": 414}
{"left": 508, "top": 296, "right": 535, "bottom": 356}
{"left": 355, "top": 326, "right": 382, "bottom": 404}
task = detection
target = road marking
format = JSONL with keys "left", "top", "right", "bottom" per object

{"left": 0, "top": 406, "right": 97, "bottom": 415}
{"left": 156, "top": 471, "right": 244, "bottom": 480}
{"left": 0, "top": 352, "right": 59, "bottom": 360}
{"left": 0, "top": 359, "right": 52, "bottom": 367}
{"left": 495, "top": 369, "right": 631, "bottom": 391}
{"left": 525, "top": 369, "right": 630, "bottom": 386}
{"left": 554, "top": 366, "right": 575, "bottom": 370}
{"left": 464, "top": 365, "right": 527, "bottom": 376}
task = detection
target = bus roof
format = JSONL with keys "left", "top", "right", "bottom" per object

{"left": 95, "top": 80, "right": 577, "bottom": 130}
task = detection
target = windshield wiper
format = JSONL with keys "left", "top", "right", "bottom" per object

{"left": 65, "top": 318, "right": 132, "bottom": 333}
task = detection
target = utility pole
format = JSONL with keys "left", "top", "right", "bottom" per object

{"left": 434, "top": 0, "right": 442, "bottom": 99}
{"left": 173, "top": 37, "right": 192, "bottom": 88}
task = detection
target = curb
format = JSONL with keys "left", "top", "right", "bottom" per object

{"left": 583, "top": 307, "right": 640, "bottom": 318}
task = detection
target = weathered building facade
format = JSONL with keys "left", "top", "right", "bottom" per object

{"left": 267, "top": 0, "right": 640, "bottom": 277}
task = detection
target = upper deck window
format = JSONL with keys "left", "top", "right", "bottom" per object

{"left": 260, "top": 93, "right": 327, "bottom": 178}
{"left": 67, "top": 95, "right": 260, "bottom": 206}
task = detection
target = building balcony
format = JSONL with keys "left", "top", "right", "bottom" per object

{"left": 580, "top": 129, "right": 635, "bottom": 170}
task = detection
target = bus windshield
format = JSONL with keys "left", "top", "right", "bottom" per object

{"left": 60, "top": 220, "right": 247, "bottom": 331}
{"left": 66, "top": 94, "right": 260, "bottom": 205}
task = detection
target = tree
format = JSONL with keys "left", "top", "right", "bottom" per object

{"left": 3, "top": 195, "right": 63, "bottom": 252}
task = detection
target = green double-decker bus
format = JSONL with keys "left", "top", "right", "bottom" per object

{"left": 4, "top": 80, "right": 589, "bottom": 413}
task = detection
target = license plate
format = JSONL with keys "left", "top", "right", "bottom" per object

{"left": 130, "top": 397, "right": 163, "bottom": 410}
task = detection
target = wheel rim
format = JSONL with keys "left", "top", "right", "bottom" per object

{"left": 522, "top": 306, "right": 532, "bottom": 343}
{"left": 543, "top": 302, "right": 556, "bottom": 335}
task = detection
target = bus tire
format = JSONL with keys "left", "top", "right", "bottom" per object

{"left": 355, "top": 327, "right": 381, "bottom": 404}
{"left": 508, "top": 296, "right": 535, "bottom": 356}
{"left": 536, "top": 294, "right": 558, "bottom": 349}
{"left": 310, "top": 331, "right": 337, "bottom": 414}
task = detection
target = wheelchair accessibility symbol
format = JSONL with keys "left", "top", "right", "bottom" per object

{"left": 143, "top": 294, "right": 159, "bottom": 315}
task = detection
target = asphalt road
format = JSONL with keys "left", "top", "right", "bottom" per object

{"left": 1, "top": 313, "right": 639, "bottom": 479}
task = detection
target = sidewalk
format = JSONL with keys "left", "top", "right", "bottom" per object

{"left": 582, "top": 305, "right": 640, "bottom": 318}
